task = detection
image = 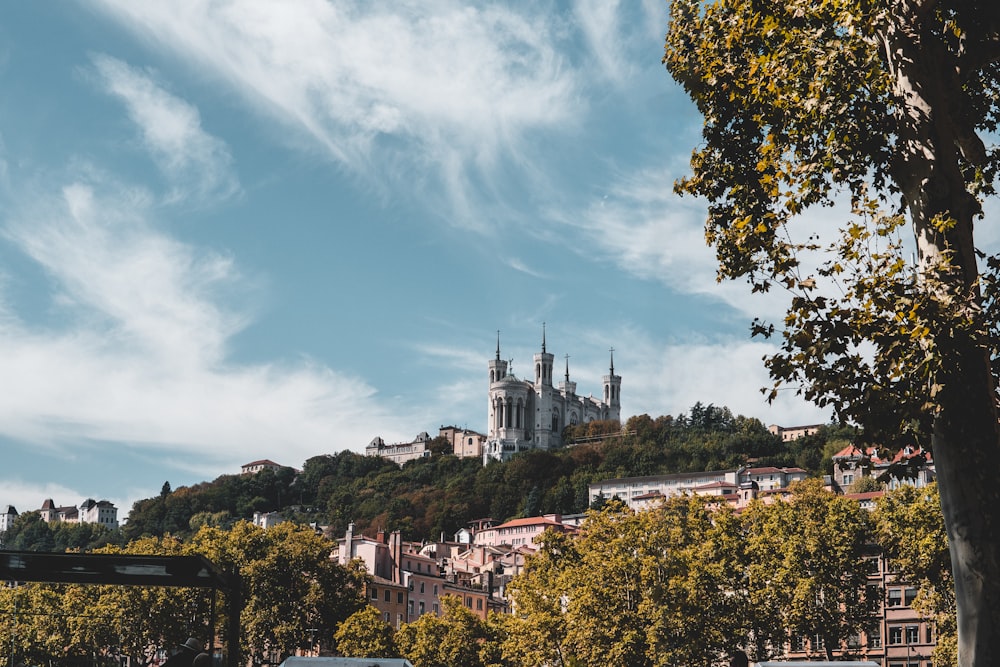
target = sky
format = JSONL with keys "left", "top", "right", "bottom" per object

{"left": 0, "top": 0, "right": 833, "bottom": 519}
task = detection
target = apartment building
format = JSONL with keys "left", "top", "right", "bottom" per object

{"left": 589, "top": 466, "right": 810, "bottom": 511}
{"left": 472, "top": 515, "right": 576, "bottom": 548}
{"left": 336, "top": 523, "right": 509, "bottom": 625}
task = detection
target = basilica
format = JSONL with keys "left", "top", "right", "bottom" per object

{"left": 484, "top": 329, "right": 621, "bottom": 462}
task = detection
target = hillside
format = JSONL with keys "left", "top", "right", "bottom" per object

{"left": 1, "top": 404, "right": 855, "bottom": 551}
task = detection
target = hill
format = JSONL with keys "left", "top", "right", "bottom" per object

{"left": 0, "top": 404, "right": 855, "bottom": 551}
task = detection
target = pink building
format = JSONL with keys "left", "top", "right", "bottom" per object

{"left": 472, "top": 514, "right": 576, "bottom": 548}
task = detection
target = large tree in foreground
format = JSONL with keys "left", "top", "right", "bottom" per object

{"left": 664, "top": 1, "right": 1000, "bottom": 664}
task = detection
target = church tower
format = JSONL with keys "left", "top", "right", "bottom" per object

{"left": 534, "top": 324, "right": 557, "bottom": 449}
{"left": 602, "top": 348, "right": 622, "bottom": 422}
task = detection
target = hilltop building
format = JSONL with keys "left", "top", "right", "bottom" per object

{"left": 0, "top": 506, "right": 17, "bottom": 533}
{"left": 768, "top": 423, "right": 825, "bottom": 441}
{"left": 241, "top": 459, "right": 283, "bottom": 475}
{"left": 485, "top": 328, "right": 621, "bottom": 462}
{"left": 39, "top": 498, "right": 118, "bottom": 528}
{"left": 366, "top": 432, "right": 433, "bottom": 465}
{"left": 439, "top": 426, "right": 487, "bottom": 459}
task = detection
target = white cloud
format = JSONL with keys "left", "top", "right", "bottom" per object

{"left": 91, "top": 0, "right": 580, "bottom": 229}
{"left": 562, "top": 168, "right": 790, "bottom": 321}
{"left": 614, "top": 327, "right": 831, "bottom": 427}
{"left": 0, "top": 177, "right": 411, "bottom": 471}
{"left": 90, "top": 54, "right": 240, "bottom": 205}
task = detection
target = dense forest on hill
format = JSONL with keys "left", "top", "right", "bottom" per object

{"left": 2, "top": 404, "right": 856, "bottom": 550}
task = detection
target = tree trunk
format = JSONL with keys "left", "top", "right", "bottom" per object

{"left": 887, "top": 14, "right": 1000, "bottom": 666}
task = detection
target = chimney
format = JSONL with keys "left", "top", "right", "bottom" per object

{"left": 389, "top": 531, "right": 402, "bottom": 585}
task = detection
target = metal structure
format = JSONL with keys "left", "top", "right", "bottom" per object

{"left": 0, "top": 551, "right": 242, "bottom": 667}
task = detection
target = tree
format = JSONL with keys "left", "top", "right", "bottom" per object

{"left": 190, "top": 521, "right": 366, "bottom": 664}
{"left": 664, "top": 2, "right": 1000, "bottom": 663}
{"left": 875, "top": 483, "right": 956, "bottom": 666}
{"left": 742, "top": 480, "right": 878, "bottom": 661}
{"left": 334, "top": 606, "right": 398, "bottom": 659}
{"left": 396, "top": 596, "right": 487, "bottom": 667}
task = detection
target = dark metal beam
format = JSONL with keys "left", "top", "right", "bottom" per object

{"left": 0, "top": 551, "right": 242, "bottom": 667}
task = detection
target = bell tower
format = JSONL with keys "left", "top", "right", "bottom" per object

{"left": 602, "top": 348, "right": 622, "bottom": 421}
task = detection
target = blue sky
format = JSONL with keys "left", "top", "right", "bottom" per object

{"left": 0, "top": 0, "right": 832, "bottom": 518}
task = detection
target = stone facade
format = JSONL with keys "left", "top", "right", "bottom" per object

{"left": 485, "top": 329, "right": 621, "bottom": 462}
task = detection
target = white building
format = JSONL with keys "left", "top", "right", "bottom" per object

{"left": 252, "top": 511, "right": 285, "bottom": 529}
{"left": 485, "top": 328, "right": 621, "bottom": 462}
{"left": 367, "top": 432, "right": 433, "bottom": 465}
{"left": 0, "top": 506, "right": 18, "bottom": 533}
{"left": 79, "top": 498, "right": 119, "bottom": 528}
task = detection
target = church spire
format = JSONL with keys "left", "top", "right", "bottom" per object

{"left": 542, "top": 322, "right": 547, "bottom": 353}
{"left": 565, "top": 354, "right": 570, "bottom": 382}
{"left": 609, "top": 347, "right": 615, "bottom": 375}
{"left": 496, "top": 330, "right": 501, "bottom": 361}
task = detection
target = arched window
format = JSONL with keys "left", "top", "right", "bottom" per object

{"left": 516, "top": 399, "right": 523, "bottom": 428}
{"left": 505, "top": 397, "right": 513, "bottom": 427}
{"left": 490, "top": 370, "right": 495, "bottom": 383}
{"left": 536, "top": 363, "right": 541, "bottom": 380}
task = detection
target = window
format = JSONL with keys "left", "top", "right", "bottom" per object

{"left": 408, "top": 600, "right": 414, "bottom": 616}
{"left": 466, "top": 596, "right": 472, "bottom": 607}
{"left": 888, "top": 588, "right": 903, "bottom": 606}
{"left": 432, "top": 603, "right": 439, "bottom": 614}
{"left": 868, "top": 629, "right": 882, "bottom": 648}
{"left": 906, "top": 625, "right": 919, "bottom": 644}
{"left": 420, "top": 582, "right": 425, "bottom": 594}
{"left": 418, "top": 601, "right": 425, "bottom": 615}
{"left": 433, "top": 584, "right": 438, "bottom": 595}
{"left": 371, "top": 587, "right": 378, "bottom": 600}
{"left": 790, "top": 635, "right": 804, "bottom": 652}
{"left": 889, "top": 626, "right": 903, "bottom": 645}
{"left": 844, "top": 473, "right": 854, "bottom": 485}
{"left": 384, "top": 589, "right": 391, "bottom": 602}
{"left": 383, "top": 612, "right": 390, "bottom": 623}
{"left": 477, "top": 598, "right": 483, "bottom": 610}
{"left": 905, "top": 587, "right": 918, "bottom": 606}
{"left": 397, "top": 591, "right": 404, "bottom": 603}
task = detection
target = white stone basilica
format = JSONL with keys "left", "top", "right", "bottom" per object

{"left": 484, "top": 328, "right": 621, "bottom": 462}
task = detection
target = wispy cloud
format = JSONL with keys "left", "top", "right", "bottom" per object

{"left": 505, "top": 257, "right": 547, "bottom": 278}
{"left": 91, "top": 0, "right": 581, "bottom": 230}
{"left": 0, "top": 176, "right": 412, "bottom": 476}
{"left": 89, "top": 54, "right": 240, "bottom": 205}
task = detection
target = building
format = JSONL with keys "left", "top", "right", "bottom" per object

{"left": 336, "top": 524, "right": 506, "bottom": 625}
{"left": 0, "top": 505, "right": 17, "bottom": 533}
{"left": 472, "top": 515, "right": 576, "bottom": 548}
{"left": 252, "top": 511, "right": 285, "bottom": 529}
{"left": 39, "top": 498, "right": 118, "bottom": 527}
{"left": 768, "top": 423, "right": 825, "bottom": 441}
{"left": 79, "top": 498, "right": 119, "bottom": 528}
{"left": 485, "top": 328, "right": 621, "bottom": 462}
{"left": 439, "top": 426, "right": 487, "bottom": 459}
{"left": 241, "top": 459, "right": 283, "bottom": 475}
{"left": 832, "top": 444, "right": 936, "bottom": 491}
{"left": 366, "top": 432, "right": 433, "bottom": 465}
{"left": 590, "top": 466, "right": 812, "bottom": 512}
